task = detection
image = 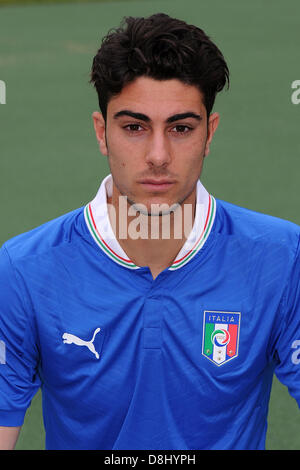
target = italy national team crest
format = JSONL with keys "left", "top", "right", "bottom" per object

{"left": 202, "top": 311, "right": 241, "bottom": 366}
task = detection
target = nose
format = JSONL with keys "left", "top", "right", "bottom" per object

{"left": 145, "top": 131, "right": 171, "bottom": 168}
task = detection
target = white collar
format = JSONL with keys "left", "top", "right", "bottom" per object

{"left": 84, "top": 174, "right": 216, "bottom": 270}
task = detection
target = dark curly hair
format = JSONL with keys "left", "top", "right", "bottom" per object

{"left": 90, "top": 13, "right": 229, "bottom": 120}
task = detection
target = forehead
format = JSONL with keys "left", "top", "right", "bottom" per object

{"left": 107, "top": 76, "right": 206, "bottom": 118}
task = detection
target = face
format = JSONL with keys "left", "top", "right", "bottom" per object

{"left": 93, "top": 76, "right": 219, "bottom": 214}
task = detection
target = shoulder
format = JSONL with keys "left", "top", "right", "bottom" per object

{"left": 216, "top": 199, "right": 300, "bottom": 241}
{"left": 215, "top": 198, "right": 300, "bottom": 250}
{"left": 1, "top": 206, "right": 85, "bottom": 265}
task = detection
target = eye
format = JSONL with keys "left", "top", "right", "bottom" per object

{"left": 123, "top": 123, "right": 144, "bottom": 133}
{"left": 171, "top": 125, "right": 193, "bottom": 134}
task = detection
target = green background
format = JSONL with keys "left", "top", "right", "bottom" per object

{"left": 0, "top": 0, "right": 299, "bottom": 450}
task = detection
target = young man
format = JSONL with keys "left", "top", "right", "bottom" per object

{"left": 0, "top": 13, "right": 299, "bottom": 450}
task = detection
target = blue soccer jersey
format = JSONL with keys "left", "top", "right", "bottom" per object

{"left": 0, "top": 174, "right": 300, "bottom": 450}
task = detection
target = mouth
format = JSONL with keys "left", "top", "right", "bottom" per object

{"left": 138, "top": 179, "right": 176, "bottom": 193}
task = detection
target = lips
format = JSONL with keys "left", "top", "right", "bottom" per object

{"left": 139, "top": 179, "right": 176, "bottom": 192}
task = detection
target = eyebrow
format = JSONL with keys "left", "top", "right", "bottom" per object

{"left": 166, "top": 112, "right": 202, "bottom": 123}
{"left": 113, "top": 110, "right": 202, "bottom": 123}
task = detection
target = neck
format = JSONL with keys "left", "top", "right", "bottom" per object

{"left": 107, "top": 185, "right": 197, "bottom": 278}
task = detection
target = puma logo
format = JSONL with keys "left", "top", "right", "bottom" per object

{"left": 62, "top": 328, "right": 101, "bottom": 359}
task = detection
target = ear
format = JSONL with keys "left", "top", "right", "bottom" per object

{"left": 204, "top": 112, "right": 220, "bottom": 157}
{"left": 92, "top": 111, "right": 108, "bottom": 156}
